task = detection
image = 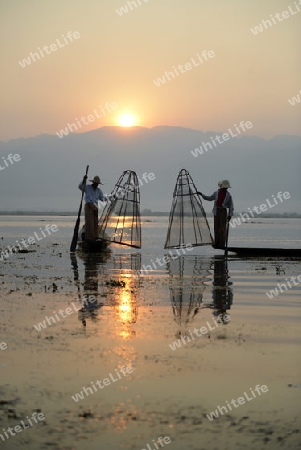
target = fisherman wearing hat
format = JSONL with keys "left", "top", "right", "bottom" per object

{"left": 198, "top": 180, "right": 234, "bottom": 247}
{"left": 78, "top": 175, "right": 106, "bottom": 241}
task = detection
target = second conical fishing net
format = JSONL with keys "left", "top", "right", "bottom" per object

{"left": 164, "top": 169, "right": 213, "bottom": 249}
{"left": 98, "top": 170, "right": 141, "bottom": 248}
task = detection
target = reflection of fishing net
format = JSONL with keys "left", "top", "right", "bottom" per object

{"left": 164, "top": 169, "right": 213, "bottom": 249}
{"left": 168, "top": 256, "right": 211, "bottom": 330}
{"left": 98, "top": 170, "right": 141, "bottom": 248}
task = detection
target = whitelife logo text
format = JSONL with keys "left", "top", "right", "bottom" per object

{"left": 230, "top": 191, "right": 291, "bottom": 228}
{"left": 56, "top": 102, "right": 118, "bottom": 139}
{"left": 18, "top": 31, "right": 81, "bottom": 68}
{"left": 191, "top": 121, "right": 253, "bottom": 157}
{"left": 153, "top": 51, "right": 215, "bottom": 87}
{"left": 71, "top": 365, "right": 134, "bottom": 402}
{"left": 206, "top": 384, "right": 269, "bottom": 421}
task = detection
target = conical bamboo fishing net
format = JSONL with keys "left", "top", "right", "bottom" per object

{"left": 164, "top": 169, "right": 213, "bottom": 249}
{"left": 98, "top": 170, "right": 141, "bottom": 248}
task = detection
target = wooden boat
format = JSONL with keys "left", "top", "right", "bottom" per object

{"left": 77, "top": 239, "right": 111, "bottom": 253}
{"left": 213, "top": 245, "right": 301, "bottom": 257}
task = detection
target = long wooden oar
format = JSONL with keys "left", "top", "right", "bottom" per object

{"left": 70, "top": 165, "right": 89, "bottom": 252}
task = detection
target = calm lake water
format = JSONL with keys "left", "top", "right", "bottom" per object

{"left": 0, "top": 216, "right": 300, "bottom": 306}
{"left": 0, "top": 216, "right": 300, "bottom": 450}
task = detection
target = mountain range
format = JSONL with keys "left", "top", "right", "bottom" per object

{"left": 0, "top": 126, "right": 300, "bottom": 214}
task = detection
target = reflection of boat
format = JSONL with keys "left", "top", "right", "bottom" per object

{"left": 213, "top": 245, "right": 301, "bottom": 258}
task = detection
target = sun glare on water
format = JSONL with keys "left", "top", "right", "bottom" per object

{"left": 118, "top": 113, "right": 137, "bottom": 127}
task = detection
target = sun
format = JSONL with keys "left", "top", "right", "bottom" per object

{"left": 118, "top": 113, "right": 137, "bottom": 127}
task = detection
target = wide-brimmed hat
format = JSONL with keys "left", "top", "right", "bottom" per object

{"left": 220, "top": 180, "right": 231, "bottom": 188}
{"left": 90, "top": 176, "right": 103, "bottom": 185}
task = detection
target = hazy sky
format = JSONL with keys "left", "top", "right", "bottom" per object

{"left": 0, "top": 0, "right": 300, "bottom": 141}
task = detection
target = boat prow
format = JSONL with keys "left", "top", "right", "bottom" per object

{"left": 213, "top": 245, "right": 301, "bottom": 258}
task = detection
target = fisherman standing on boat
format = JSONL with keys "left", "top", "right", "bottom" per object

{"left": 198, "top": 180, "right": 234, "bottom": 247}
{"left": 78, "top": 175, "right": 106, "bottom": 241}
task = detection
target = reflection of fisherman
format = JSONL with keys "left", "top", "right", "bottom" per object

{"left": 73, "top": 252, "right": 110, "bottom": 327}
{"left": 198, "top": 180, "right": 234, "bottom": 247}
{"left": 78, "top": 175, "right": 106, "bottom": 241}
{"left": 211, "top": 257, "right": 233, "bottom": 323}
{"left": 78, "top": 295, "right": 103, "bottom": 327}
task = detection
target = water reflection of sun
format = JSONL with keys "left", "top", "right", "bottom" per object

{"left": 109, "top": 274, "right": 139, "bottom": 373}
{"left": 111, "top": 276, "right": 138, "bottom": 340}
{"left": 118, "top": 291, "right": 132, "bottom": 322}
{"left": 118, "top": 290, "right": 137, "bottom": 325}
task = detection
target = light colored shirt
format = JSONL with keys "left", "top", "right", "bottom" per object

{"left": 202, "top": 190, "right": 234, "bottom": 216}
{"left": 78, "top": 182, "right": 105, "bottom": 206}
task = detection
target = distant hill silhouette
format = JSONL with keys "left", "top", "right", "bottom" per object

{"left": 0, "top": 126, "right": 300, "bottom": 213}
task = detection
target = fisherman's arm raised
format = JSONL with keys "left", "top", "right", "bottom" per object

{"left": 78, "top": 175, "right": 88, "bottom": 191}
{"left": 198, "top": 192, "right": 216, "bottom": 201}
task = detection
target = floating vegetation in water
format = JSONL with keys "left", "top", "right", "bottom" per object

{"left": 105, "top": 279, "right": 126, "bottom": 287}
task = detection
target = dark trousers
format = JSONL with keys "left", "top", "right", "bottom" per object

{"left": 214, "top": 207, "right": 227, "bottom": 246}
{"left": 85, "top": 203, "right": 98, "bottom": 240}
